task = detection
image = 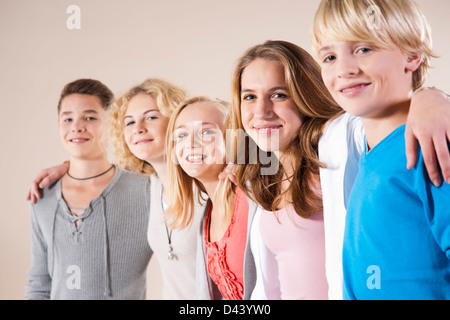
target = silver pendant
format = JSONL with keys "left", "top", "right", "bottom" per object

{"left": 168, "top": 244, "right": 174, "bottom": 260}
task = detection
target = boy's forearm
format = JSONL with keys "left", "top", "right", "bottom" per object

{"left": 414, "top": 86, "right": 450, "bottom": 100}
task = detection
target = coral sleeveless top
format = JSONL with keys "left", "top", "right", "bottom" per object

{"left": 204, "top": 188, "right": 249, "bottom": 300}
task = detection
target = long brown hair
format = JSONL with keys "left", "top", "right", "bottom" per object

{"left": 228, "top": 40, "right": 342, "bottom": 218}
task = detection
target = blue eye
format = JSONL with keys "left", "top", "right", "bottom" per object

{"left": 242, "top": 94, "right": 256, "bottom": 101}
{"left": 272, "top": 93, "right": 288, "bottom": 99}
{"left": 125, "top": 120, "right": 135, "bottom": 127}
{"left": 357, "top": 48, "right": 372, "bottom": 54}
{"left": 202, "top": 129, "right": 215, "bottom": 135}
{"left": 323, "top": 55, "right": 336, "bottom": 63}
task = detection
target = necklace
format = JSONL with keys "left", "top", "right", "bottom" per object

{"left": 67, "top": 165, "right": 115, "bottom": 181}
{"left": 161, "top": 185, "right": 175, "bottom": 260}
{"left": 165, "top": 224, "right": 174, "bottom": 260}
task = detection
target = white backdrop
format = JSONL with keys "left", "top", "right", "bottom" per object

{"left": 0, "top": 0, "right": 448, "bottom": 299}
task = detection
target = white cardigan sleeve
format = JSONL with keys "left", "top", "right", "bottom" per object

{"left": 318, "top": 112, "right": 364, "bottom": 300}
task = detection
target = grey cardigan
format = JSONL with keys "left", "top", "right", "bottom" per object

{"left": 25, "top": 168, "right": 152, "bottom": 300}
{"left": 195, "top": 195, "right": 259, "bottom": 300}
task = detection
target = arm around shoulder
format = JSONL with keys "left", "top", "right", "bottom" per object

{"left": 406, "top": 87, "right": 450, "bottom": 186}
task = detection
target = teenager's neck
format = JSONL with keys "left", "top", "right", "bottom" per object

{"left": 275, "top": 151, "right": 296, "bottom": 194}
{"left": 362, "top": 100, "right": 410, "bottom": 151}
{"left": 201, "top": 178, "right": 220, "bottom": 208}
{"left": 150, "top": 160, "right": 171, "bottom": 203}
{"left": 67, "top": 157, "right": 113, "bottom": 181}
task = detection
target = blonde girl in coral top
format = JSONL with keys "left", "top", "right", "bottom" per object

{"left": 166, "top": 96, "right": 260, "bottom": 300}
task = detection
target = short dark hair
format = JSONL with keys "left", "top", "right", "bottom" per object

{"left": 57, "top": 79, "right": 114, "bottom": 113}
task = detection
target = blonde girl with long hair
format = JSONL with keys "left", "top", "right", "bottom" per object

{"left": 166, "top": 96, "right": 261, "bottom": 300}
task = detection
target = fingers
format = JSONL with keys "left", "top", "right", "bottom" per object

{"left": 26, "top": 163, "right": 69, "bottom": 202}
{"left": 419, "top": 138, "right": 442, "bottom": 187}
{"left": 218, "top": 163, "right": 238, "bottom": 185}
{"left": 26, "top": 170, "right": 49, "bottom": 203}
{"left": 405, "top": 125, "right": 418, "bottom": 170}
{"left": 26, "top": 184, "right": 41, "bottom": 204}
{"left": 32, "top": 170, "right": 50, "bottom": 187}
{"left": 226, "top": 173, "right": 238, "bottom": 185}
{"left": 38, "top": 176, "right": 51, "bottom": 189}
{"left": 405, "top": 122, "right": 450, "bottom": 187}
{"left": 218, "top": 173, "right": 238, "bottom": 185}
{"left": 224, "top": 163, "right": 237, "bottom": 185}
{"left": 407, "top": 87, "right": 450, "bottom": 185}
{"left": 218, "top": 172, "right": 228, "bottom": 181}
{"left": 25, "top": 188, "right": 32, "bottom": 202}
{"left": 434, "top": 133, "right": 450, "bottom": 185}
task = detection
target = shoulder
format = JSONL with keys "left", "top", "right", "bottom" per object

{"left": 30, "top": 179, "right": 61, "bottom": 226}
{"left": 105, "top": 168, "right": 150, "bottom": 205}
{"left": 236, "top": 187, "right": 260, "bottom": 217}
{"left": 114, "top": 168, "right": 151, "bottom": 189}
{"left": 322, "top": 112, "right": 361, "bottom": 137}
{"left": 31, "top": 179, "right": 61, "bottom": 210}
{"left": 116, "top": 167, "right": 149, "bottom": 182}
{"left": 370, "top": 124, "right": 407, "bottom": 160}
{"left": 320, "top": 112, "right": 364, "bottom": 156}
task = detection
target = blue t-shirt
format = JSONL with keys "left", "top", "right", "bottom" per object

{"left": 343, "top": 124, "right": 450, "bottom": 300}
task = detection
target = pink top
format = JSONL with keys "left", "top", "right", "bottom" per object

{"left": 260, "top": 205, "right": 328, "bottom": 299}
{"left": 204, "top": 188, "right": 249, "bottom": 300}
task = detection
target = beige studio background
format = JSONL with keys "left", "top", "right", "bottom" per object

{"left": 0, "top": 0, "right": 448, "bottom": 300}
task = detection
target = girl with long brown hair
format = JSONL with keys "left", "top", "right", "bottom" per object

{"left": 228, "top": 40, "right": 341, "bottom": 299}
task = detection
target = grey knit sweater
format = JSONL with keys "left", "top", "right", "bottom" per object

{"left": 25, "top": 167, "right": 152, "bottom": 300}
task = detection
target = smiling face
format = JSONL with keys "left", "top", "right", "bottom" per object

{"left": 58, "top": 93, "right": 108, "bottom": 160}
{"left": 319, "top": 40, "right": 419, "bottom": 119}
{"left": 123, "top": 92, "right": 169, "bottom": 164}
{"left": 239, "top": 58, "right": 304, "bottom": 156}
{"left": 173, "top": 102, "right": 226, "bottom": 182}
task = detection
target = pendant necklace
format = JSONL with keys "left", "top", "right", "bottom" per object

{"left": 165, "top": 224, "right": 174, "bottom": 260}
{"left": 161, "top": 185, "right": 175, "bottom": 260}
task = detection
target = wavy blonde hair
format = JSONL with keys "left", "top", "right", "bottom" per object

{"left": 311, "top": 0, "right": 436, "bottom": 91}
{"left": 228, "top": 40, "right": 342, "bottom": 218}
{"left": 108, "top": 78, "right": 187, "bottom": 175}
{"left": 166, "top": 96, "right": 233, "bottom": 230}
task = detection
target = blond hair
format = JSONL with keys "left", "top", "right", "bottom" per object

{"left": 166, "top": 96, "right": 233, "bottom": 230}
{"left": 311, "top": 0, "right": 436, "bottom": 90}
{"left": 109, "top": 78, "right": 187, "bottom": 175}
{"left": 228, "top": 40, "right": 342, "bottom": 218}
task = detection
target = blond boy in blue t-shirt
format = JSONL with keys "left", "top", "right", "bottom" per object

{"left": 312, "top": 0, "right": 450, "bottom": 299}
